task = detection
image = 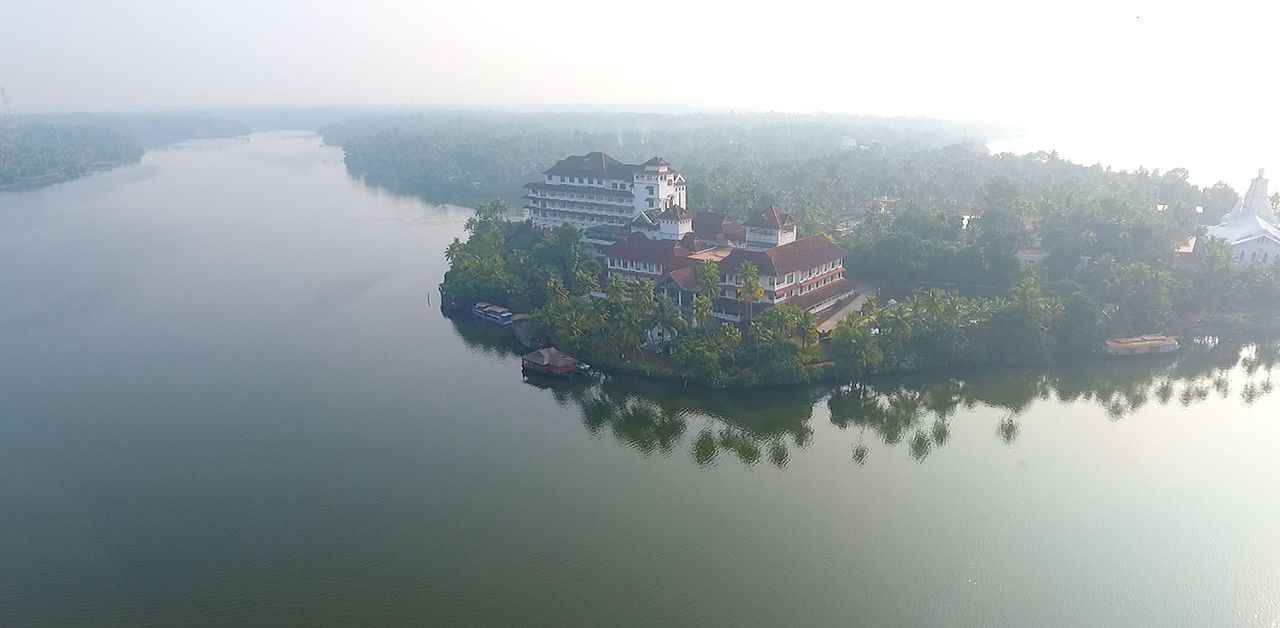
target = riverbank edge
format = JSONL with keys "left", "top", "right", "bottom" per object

{"left": 451, "top": 304, "right": 1280, "bottom": 391}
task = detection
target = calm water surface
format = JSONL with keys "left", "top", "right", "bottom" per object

{"left": 2, "top": 133, "right": 1278, "bottom": 626}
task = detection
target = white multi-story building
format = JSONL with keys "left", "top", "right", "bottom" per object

{"left": 524, "top": 152, "right": 686, "bottom": 230}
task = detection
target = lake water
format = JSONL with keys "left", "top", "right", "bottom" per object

{"left": 2, "top": 132, "right": 1278, "bottom": 626}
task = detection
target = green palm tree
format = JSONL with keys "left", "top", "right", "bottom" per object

{"left": 696, "top": 260, "right": 720, "bottom": 302}
{"left": 649, "top": 295, "right": 687, "bottom": 347}
{"left": 881, "top": 306, "right": 914, "bottom": 344}
{"left": 605, "top": 273, "right": 630, "bottom": 308}
{"left": 574, "top": 268, "right": 599, "bottom": 296}
{"left": 632, "top": 278, "right": 656, "bottom": 317}
{"left": 555, "top": 304, "right": 589, "bottom": 342}
{"left": 831, "top": 315, "right": 884, "bottom": 377}
{"left": 444, "top": 238, "right": 464, "bottom": 263}
{"left": 796, "top": 309, "right": 819, "bottom": 349}
{"left": 612, "top": 308, "right": 647, "bottom": 359}
{"left": 544, "top": 276, "right": 568, "bottom": 305}
{"left": 692, "top": 294, "right": 714, "bottom": 327}
{"left": 736, "top": 262, "right": 764, "bottom": 321}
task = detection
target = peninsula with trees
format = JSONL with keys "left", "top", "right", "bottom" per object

{"left": 416, "top": 115, "right": 1280, "bottom": 388}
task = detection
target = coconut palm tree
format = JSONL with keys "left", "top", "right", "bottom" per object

{"left": 574, "top": 268, "right": 599, "bottom": 296}
{"left": 605, "top": 273, "right": 630, "bottom": 308}
{"left": 632, "top": 278, "right": 656, "bottom": 317}
{"left": 649, "top": 294, "right": 687, "bottom": 348}
{"left": 554, "top": 303, "right": 590, "bottom": 343}
{"left": 544, "top": 276, "right": 568, "bottom": 305}
{"left": 831, "top": 315, "right": 884, "bottom": 377}
{"left": 692, "top": 294, "right": 714, "bottom": 328}
{"left": 610, "top": 307, "right": 647, "bottom": 360}
{"left": 879, "top": 305, "right": 915, "bottom": 345}
{"left": 737, "top": 261, "right": 764, "bottom": 321}
{"left": 795, "top": 309, "right": 819, "bottom": 350}
{"left": 696, "top": 260, "right": 720, "bottom": 302}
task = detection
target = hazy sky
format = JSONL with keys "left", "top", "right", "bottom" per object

{"left": 3, "top": 0, "right": 1276, "bottom": 184}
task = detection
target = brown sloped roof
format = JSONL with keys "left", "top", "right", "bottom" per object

{"left": 766, "top": 235, "right": 847, "bottom": 275}
{"left": 720, "top": 235, "right": 847, "bottom": 277}
{"left": 667, "top": 266, "right": 698, "bottom": 291}
{"left": 720, "top": 248, "right": 777, "bottom": 276}
{"left": 743, "top": 207, "right": 796, "bottom": 229}
{"left": 656, "top": 204, "right": 692, "bottom": 221}
{"left": 643, "top": 156, "right": 672, "bottom": 168}
{"left": 544, "top": 152, "right": 639, "bottom": 180}
{"left": 605, "top": 232, "right": 691, "bottom": 265}
{"left": 787, "top": 278, "right": 853, "bottom": 311}
{"left": 522, "top": 347, "right": 577, "bottom": 368}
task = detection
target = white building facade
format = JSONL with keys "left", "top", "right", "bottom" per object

{"left": 1204, "top": 169, "right": 1280, "bottom": 265}
{"left": 524, "top": 152, "right": 686, "bottom": 230}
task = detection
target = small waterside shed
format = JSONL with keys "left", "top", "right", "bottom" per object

{"left": 521, "top": 347, "right": 578, "bottom": 376}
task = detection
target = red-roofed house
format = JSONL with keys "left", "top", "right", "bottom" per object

{"left": 605, "top": 207, "right": 852, "bottom": 321}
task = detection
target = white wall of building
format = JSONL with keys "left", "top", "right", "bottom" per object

{"left": 1231, "top": 237, "right": 1280, "bottom": 266}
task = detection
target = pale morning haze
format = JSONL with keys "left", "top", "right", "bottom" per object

{"left": 6, "top": 1, "right": 1280, "bottom": 626}
{"left": 3, "top": 0, "right": 1277, "bottom": 183}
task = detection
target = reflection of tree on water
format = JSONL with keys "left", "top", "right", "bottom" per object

{"left": 449, "top": 315, "right": 524, "bottom": 357}
{"left": 517, "top": 338, "right": 1278, "bottom": 469}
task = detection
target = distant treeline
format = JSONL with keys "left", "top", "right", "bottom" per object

{"left": 321, "top": 111, "right": 994, "bottom": 210}
{"left": 322, "top": 111, "right": 1244, "bottom": 234}
{"left": 0, "top": 112, "right": 258, "bottom": 190}
{"left": 0, "top": 124, "right": 143, "bottom": 187}
{"left": 17, "top": 113, "right": 251, "bottom": 148}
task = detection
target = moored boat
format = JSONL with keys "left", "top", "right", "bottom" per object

{"left": 1105, "top": 335, "right": 1180, "bottom": 357}
{"left": 472, "top": 302, "right": 515, "bottom": 325}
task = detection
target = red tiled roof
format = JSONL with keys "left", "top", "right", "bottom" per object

{"left": 605, "top": 232, "right": 707, "bottom": 266}
{"left": 786, "top": 278, "right": 853, "bottom": 311}
{"left": 743, "top": 206, "right": 796, "bottom": 229}
{"left": 667, "top": 266, "right": 698, "bottom": 291}
{"left": 765, "top": 235, "right": 847, "bottom": 275}
{"left": 718, "top": 235, "right": 846, "bottom": 277}
{"left": 720, "top": 248, "right": 777, "bottom": 276}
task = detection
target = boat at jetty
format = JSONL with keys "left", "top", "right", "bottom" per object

{"left": 1105, "top": 335, "right": 1180, "bottom": 357}
{"left": 472, "top": 302, "right": 515, "bottom": 326}
{"left": 521, "top": 347, "right": 579, "bottom": 378}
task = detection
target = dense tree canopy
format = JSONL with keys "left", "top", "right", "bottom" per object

{"left": 0, "top": 124, "right": 143, "bottom": 186}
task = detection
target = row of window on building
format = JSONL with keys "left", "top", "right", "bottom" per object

{"left": 532, "top": 210, "right": 629, "bottom": 225}
{"left": 536, "top": 189, "right": 630, "bottom": 203}
{"left": 606, "top": 258, "right": 663, "bottom": 274}
{"left": 547, "top": 174, "right": 636, "bottom": 190}
{"left": 531, "top": 200, "right": 631, "bottom": 214}
{"left": 785, "top": 272, "right": 842, "bottom": 299}
{"left": 1243, "top": 250, "right": 1272, "bottom": 264}
{"left": 719, "top": 261, "right": 842, "bottom": 290}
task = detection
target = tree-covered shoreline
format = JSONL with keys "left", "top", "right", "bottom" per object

{"left": 1, "top": 113, "right": 257, "bottom": 191}
{"left": 442, "top": 190, "right": 1280, "bottom": 389}
{"left": 408, "top": 110, "right": 1280, "bottom": 388}
{"left": 0, "top": 124, "right": 144, "bottom": 189}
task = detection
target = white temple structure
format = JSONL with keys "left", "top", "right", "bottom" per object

{"left": 1205, "top": 169, "right": 1280, "bottom": 265}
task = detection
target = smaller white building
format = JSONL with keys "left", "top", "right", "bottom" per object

{"left": 1205, "top": 169, "right": 1280, "bottom": 265}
